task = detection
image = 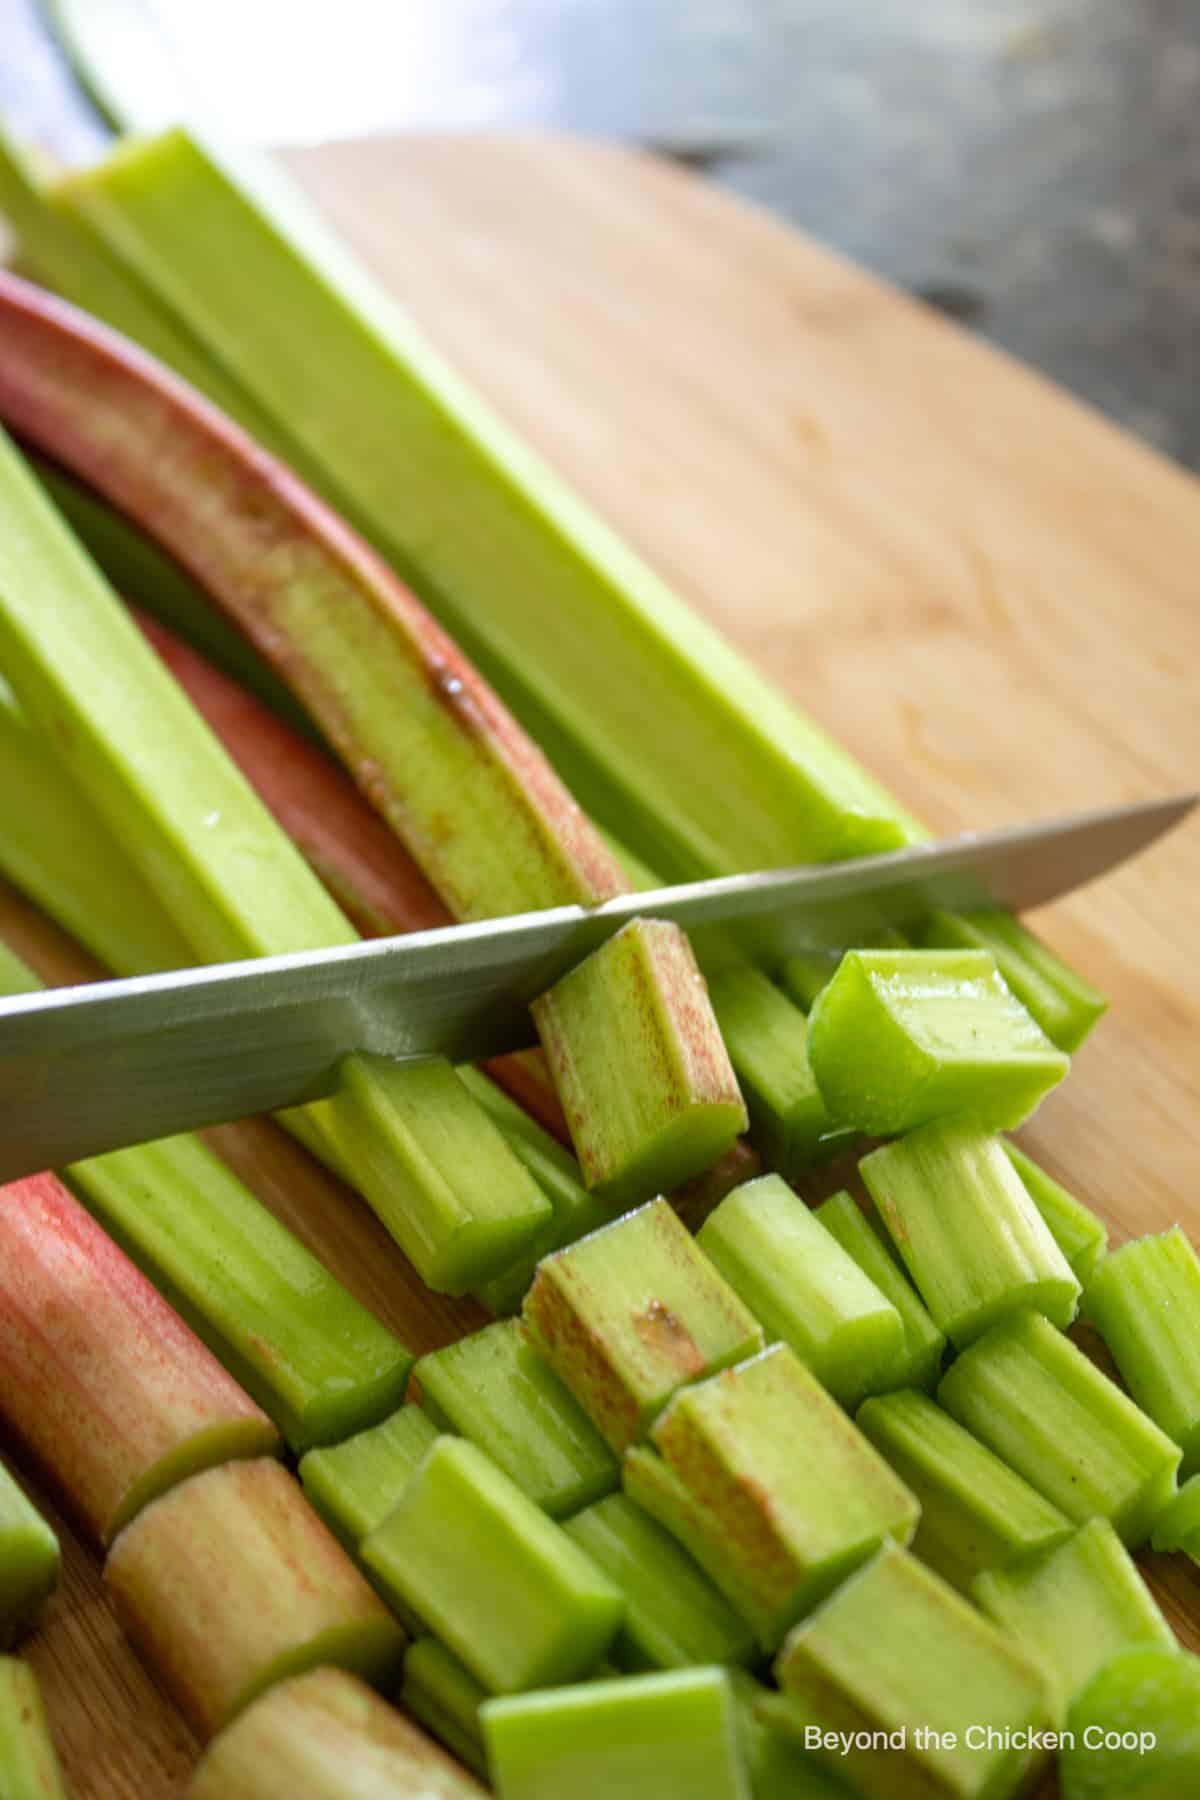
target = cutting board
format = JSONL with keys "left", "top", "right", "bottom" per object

{"left": 3, "top": 131, "right": 1198, "bottom": 1797}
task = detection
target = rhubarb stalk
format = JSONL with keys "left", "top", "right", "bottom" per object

{"left": 106, "top": 1457, "right": 406, "bottom": 1739}
{"left": 0, "top": 1658, "right": 68, "bottom": 1800}
{"left": 188, "top": 1666, "right": 486, "bottom": 1798}
{"left": 0, "top": 1172, "right": 279, "bottom": 1544}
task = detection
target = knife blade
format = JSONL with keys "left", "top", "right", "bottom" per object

{"left": 0, "top": 792, "right": 1191, "bottom": 1181}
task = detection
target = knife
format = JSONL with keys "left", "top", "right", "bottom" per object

{"left": 0, "top": 792, "right": 1192, "bottom": 1181}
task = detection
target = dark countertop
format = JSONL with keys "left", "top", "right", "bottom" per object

{"left": 2, "top": 0, "right": 1198, "bottom": 468}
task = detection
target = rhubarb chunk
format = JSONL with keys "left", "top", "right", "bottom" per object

{"left": 699, "top": 1176, "right": 904, "bottom": 1406}
{"left": 814, "top": 1190, "right": 947, "bottom": 1392}
{"left": 705, "top": 965, "right": 831, "bottom": 1174}
{"left": 856, "top": 1389, "right": 1072, "bottom": 1592}
{"left": 318, "top": 1055, "right": 552, "bottom": 1294}
{"left": 972, "top": 1519, "right": 1175, "bottom": 1720}
{"left": 768, "top": 1543, "right": 1053, "bottom": 1800}
{"left": 414, "top": 1320, "right": 617, "bottom": 1517}
{"left": 362, "top": 1438, "right": 623, "bottom": 1693}
{"left": 0, "top": 1461, "right": 59, "bottom": 1649}
{"left": 1085, "top": 1227, "right": 1200, "bottom": 1476}
{"left": 1003, "top": 1142, "right": 1108, "bottom": 1285}
{"left": 624, "top": 1344, "right": 919, "bottom": 1650}
{"left": 729, "top": 1671, "right": 853, "bottom": 1799}
{"left": 523, "top": 1198, "right": 763, "bottom": 1453}
{"left": 457, "top": 1068, "right": 613, "bottom": 1315}
{"left": 562, "top": 1492, "right": 756, "bottom": 1672}
{"left": 1060, "top": 1648, "right": 1200, "bottom": 1800}
{"left": 106, "top": 1457, "right": 405, "bottom": 1739}
{"left": 921, "top": 909, "right": 1107, "bottom": 1053}
{"left": 482, "top": 1667, "right": 746, "bottom": 1800}
{"left": 299, "top": 1405, "right": 440, "bottom": 1552}
{"left": 0, "top": 1658, "right": 68, "bottom": 1799}
{"left": 399, "top": 1638, "right": 489, "bottom": 1779}
{"left": 938, "top": 1311, "right": 1181, "bottom": 1548}
{"left": 860, "top": 1120, "right": 1081, "bottom": 1349}
{"left": 532, "top": 920, "right": 746, "bottom": 1204}
{"left": 1149, "top": 1472, "right": 1200, "bottom": 1554}
{"left": 0, "top": 1172, "right": 279, "bottom": 1544}
{"left": 807, "top": 949, "right": 1069, "bottom": 1134}
{"left": 187, "top": 1666, "right": 485, "bottom": 1797}
{"left": 67, "top": 1130, "right": 413, "bottom": 1452}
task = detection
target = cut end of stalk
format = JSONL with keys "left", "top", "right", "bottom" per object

{"left": 532, "top": 918, "right": 747, "bottom": 1206}
{"left": 808, "top": 948, "right": 1069, "bottom": 1136}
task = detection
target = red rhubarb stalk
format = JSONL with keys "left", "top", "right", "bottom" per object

{"left": 0, "top": 1172, "right": 279, "bottom": 1544}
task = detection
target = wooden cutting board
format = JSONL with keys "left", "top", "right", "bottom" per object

{"left": 3, "top": 130, "right": 1199, "bottom": 1796}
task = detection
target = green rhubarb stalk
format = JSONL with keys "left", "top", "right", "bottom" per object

{"left": 399, "top": 1638, "right": 489, "bottom": 1780}
{"left": 938, "top": 1310, "right": 1181, "bottom": 1548}
{"left": 971, "top": 1519, "right": 1176, "bottom": 1721}
{"left": 0, "top": 126, "right": 288, "bottom": 444}
{"left": 456, "top": 1066, "right": 615, "bottom": 1315}
{"left": 482, "top": 1666, "right": 748, "bottom": 1800}
{"left": 298, "top": 1404, "right": 438, "bottom": 1637}
{"left": 313, "top": 1056, "right": 552, "bottom": 1296}
{"left": 807, "top": 949, "right": 1069, "bottom": 1135}
{"left": 767, "top": 1543, "right": 1053, "bottom": 1800}
{"left": 562, "top": 1492, "right": 757, "bottom": 1673}
{"left": 50, "top": 125, "right": 920, "bottom": 881}
{"left": 361, "top": 1438, "right": 623, "bottom": 1694}
{"left": 0, "top": 1171, "right": 279, "bottom": 1545}
{"left": 1149, "top": 1472, "right": 1200, "bottom": 1555}
{"left": 299, "top": 1405, "right": 439, "bottom": 1553}
{"left": 698, "top": 1175, "right": 905, "bottom": 1408}
{"left": 106, "top": 1458, "right": 406, "bottom": 1740}
{"left": 0, "top": 423, "right": 555, "bottom": 1291}
{"left": 0, "top": 674, "right": 192, "bottom": 972}
{"left": 29, "top": 453, "right": 317, "bottom": 738}
{"left": 523, "top": 1198, "right": 764, "bottom": 1454}
{"left": 1060, "top": 1648, "right": 1200, "bottom": 1800}
{"left": 0, "top": 274, "right": 740, "bottom": 1213}
{"left": 1085, "top": 1226, "right": 1200, "bottom": 1477}
{"left": 67, "top": 1133, "right": 414, "bottom": 1452}
{"left": 0, "top": 934, "right": 415, "bottom": 1451}
{"left": 704, "top": 965, "right": 833, "bottom": 1175}
{"left": 729, "top": 1671, "right": 853, "bottom": 1800}
{"left": 1003, "top": 1141, "right": 1108, "bottom": 1285}
{"left": 860, "top": 1119, "right": 1081, "bottom": 1349}
{"left": 601, "top": 824, "right": 834, "bottom": 1179}
{"left": 189, "top": 1665, "right": 487, "bottom": 1798}
{"left": 0, "top": 1461, "right": 59, "bottom": 1649}
{"left": 413, "top": 1320, "right": 618, "bottom": 1518}
{"left": 531, "top": 920, "right": 747, "bottom": 1206}
{"left": 855, "top": 1389, "right": 1072, "bottom": 1593}
{"left": 813, "top": 1190, "right": 946, "bottom": 1392}
{"left": 624, "top": 1344, "right": 920, "bottom": 1651}
{"left": 921, "top": 909, "right": 1107, "bottom": 1053}
{"left": 0, "top": 1659, "right": 68, "bottom": 1800}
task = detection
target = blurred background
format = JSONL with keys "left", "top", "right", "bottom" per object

{"left": 2, "top": 0, "right": 1197, "bottom": 466}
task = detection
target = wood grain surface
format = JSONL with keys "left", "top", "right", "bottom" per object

{"left": 2, "top": 131, "right": 1198, "bottom": 1795}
